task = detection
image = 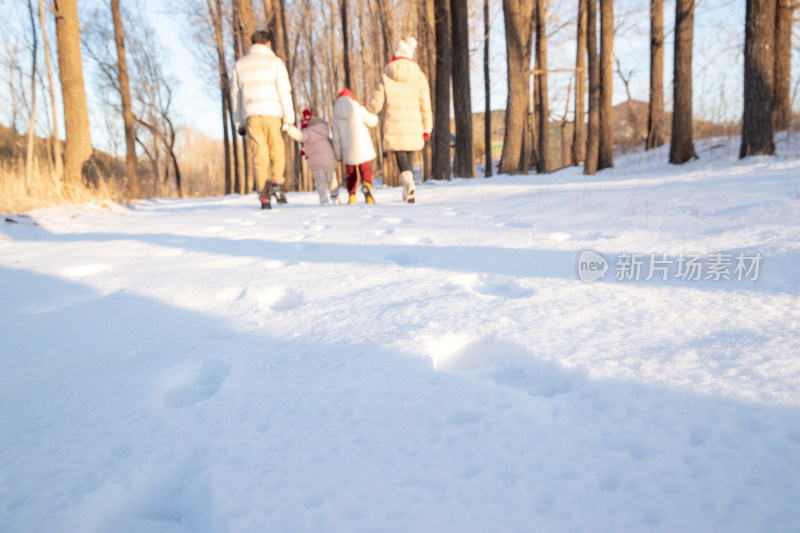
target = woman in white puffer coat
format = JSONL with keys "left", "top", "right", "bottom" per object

{"left": 331, "top": 88, "right": 379, "bottom": 204}
{"left": 367, "top": 37, "right": 432, "bottom": 204}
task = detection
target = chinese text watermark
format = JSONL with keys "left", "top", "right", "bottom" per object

{"left": 577, "top": 251, "right": 763, "bottom": 283}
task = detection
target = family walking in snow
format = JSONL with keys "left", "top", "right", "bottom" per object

{"left": 231, "top": 29, "right": 432, "bottom": 209}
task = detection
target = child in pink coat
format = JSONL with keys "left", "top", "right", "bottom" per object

{"left": 283, "top": 109, "right": 340, "bottom": 205}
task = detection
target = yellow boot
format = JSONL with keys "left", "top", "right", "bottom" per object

{"left": 361, "top": 182, "right": 375, "bottom": 205}
{"left": 348, "top": 193, "right": 357, "bottom": 205}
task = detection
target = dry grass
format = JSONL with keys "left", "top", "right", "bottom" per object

{"left": 0, "top": 158, "right": 122, "bottom": 215}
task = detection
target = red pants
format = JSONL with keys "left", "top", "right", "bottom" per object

{"left": 345, "top": 162, "right": 372, "bottom": 193}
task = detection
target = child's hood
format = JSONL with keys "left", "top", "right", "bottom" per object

{"left": 333, "top": 95, "right": 357, "bottom": 120}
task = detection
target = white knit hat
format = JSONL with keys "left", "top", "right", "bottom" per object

{"left": 393, "top": 37, "right": 417, "bottom": 60}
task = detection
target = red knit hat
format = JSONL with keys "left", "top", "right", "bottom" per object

{"left": 301, "top": 109, "right": 312, "bottom": 128}
{"left": 338, "top": 88, "right": 355, "bottom": 100}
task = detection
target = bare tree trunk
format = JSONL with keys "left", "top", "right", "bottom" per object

{"left": 584, "top": 0, "right": 600, "bottom": 175}
{"left": 39, "top": 0, "right": 62, "bottom": 186}
{"left": 741, "top": 0, "right": 776, "bottom": 157}
{"left": 419, "top": 0, "right": 435, "bottom": 181}
{"left": 164, "top": 115, "right": 183, "bottom": 197}
{"left": 773, "top": 0, "right": 793, "bottom": 132}
{"left": 111, "top": 0, "right": 139, "bottom": 200}
{"left": 276, "top": 0, "right": 297, "bottom": 191}
{"left": 597, "top": 0, "right": 613, "bottom": 170}
{"left": 528, "top": 69, "right": 537, "bottom": 170}
{"left": 232, "top": 3, "right": 245, "bottom": 194}
{"left": 560, "top": 80, "right": 572, "bottom": 167}
{"left": 499, "top": 0, "right": 535, "bottom": 175}
{"left": 271, "top": 0, "right": 287, "bottom": 61}
{"left": 433, "top": 0, "right": 452, "bottom": 180}
{"left": 234, "top": 0, "right": 256, "bottom": 52}
{"left": 535, "top": 0, "right": 549, "bottom": 173}
{"left": 53, "top": 0, "right": 93, "bottom": 189}
{"left": 484, "top": 0, "right": 492, "bottom": 176}
{"left": 25, "top": 0, "right": 38, "bottom": 193}
{"left": 451, "top": 0, "right": 474, "bottom": 178}
{"left": 670, "top": 0, "right": 697, "bottom": 164}
{"left": 646, "top": 0, "right": 665, "bottom": 150}
{"left": 209, "top": 0, "right": 232, "bottom": 194}
{"left": 377, "top": 0, "right": 394, "bottom": 63}
{"left": 616, "top": 57, "right": 640, "bottom": 146}
{"left": 341, "top": 0, "right": 352, "bottom": 90}
{"left": 572, "top": 0, "right": 587, "bottom": 165}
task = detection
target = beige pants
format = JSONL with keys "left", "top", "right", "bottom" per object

{"left": 246, "top": 116, "right": 285, "bottom": 194}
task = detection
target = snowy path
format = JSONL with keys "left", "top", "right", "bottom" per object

{"left": 2, "top": 138, "right": 800, "bottom": 532}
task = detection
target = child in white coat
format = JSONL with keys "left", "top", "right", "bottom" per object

{"left": 283, "top": 109, "right": 340, "bottom": 205}
{"left": 331, "top": 89, "right": 379, "bottom": 204}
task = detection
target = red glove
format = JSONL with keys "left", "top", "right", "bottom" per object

{"left": 300, "top": 150, "right": 306, "bottom": 157}
{"left": 423, "top": 132, "right": 431, "bottom": 142}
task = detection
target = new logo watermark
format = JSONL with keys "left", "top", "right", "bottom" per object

{"left": 577, "top": 250, "right": 609, "bottom": 282}
{"left": 576, "top": 250, "right": 763, "bottom": 283}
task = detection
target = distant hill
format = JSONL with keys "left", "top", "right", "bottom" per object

{"left": 458, "top": 102, "right": 739, "bottom": 169}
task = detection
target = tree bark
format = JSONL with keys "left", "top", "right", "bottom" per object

{"left": 535, "top": 0, "right": 549, "bottom": 173}
{"left": 741, "top": 0, "right": 776, "bottom": 157}
{"left": 597, "top": 0, "right": 613, "bottom": 170}
{"left": 451, "top": 0, "right": 474, "bottom": 178}
{"left": 111, "top": 0, "right": 139, "bottom": 200}
{"left": 572, "top": 0, "right": 587, "bottom": 165}
{"left": 433, "top": 0, "right": 452, "bottom": 180}
{"left": 484, "top": 0, "right": 492, "bottom": 176}
{"left": 53, "top": 0, "right": 93, "bottom": 189}
{"left": 646, "top": 0, "right": 665, "bottom": 150}
{"left": 584, "top": 0, "right": 600, "bottom": 175}
{"left": 669, "top": 0, "right": 697, "bottom": 164}
{"left": 499, "top": 0, "right": 535, "bottom": 175}
{"left": 773, "top": 0, "right": 792, "bottom": 132}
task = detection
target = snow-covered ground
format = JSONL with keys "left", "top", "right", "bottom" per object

{"left": 2, "top": 135, "right": 799, "bottom": 533}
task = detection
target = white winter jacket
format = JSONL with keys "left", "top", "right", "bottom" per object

{"left": 231, "top": 44, "right": 294, "bottom": 128}
{"left": 331, "top": 95, "right": 379, "bottom": 166}
{"left": 368, "top": 58, "right": 432, "bottom": 151}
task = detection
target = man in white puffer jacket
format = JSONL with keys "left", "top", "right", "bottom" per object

{"left": 231, "top": 29, "right": 295, "bottom": 209}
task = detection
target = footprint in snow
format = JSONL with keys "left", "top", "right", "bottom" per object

{"left": 248, "top": 285, "right": 305, "bottom": 311}
{"left": 157, "top": 360, "right": 230, "bottom": 409}
{"left": 429, "top": 334, "right": 583, "bottom": 398}
{"left": 452, "top": 274, "right": 534, "bottom": 299}
{"left": 61, "top": 263, "right": 112, "bottom": 278}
